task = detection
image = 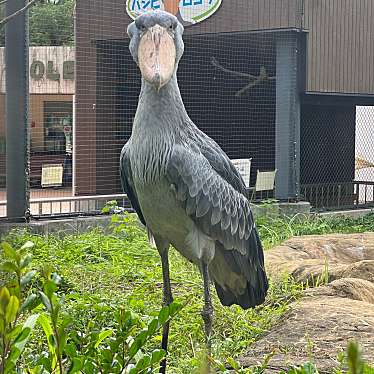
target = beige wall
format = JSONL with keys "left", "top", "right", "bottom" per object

{"left": 0, "top": 94, "right": 73, "bottom": 151}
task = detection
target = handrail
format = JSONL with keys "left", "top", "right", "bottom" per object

{"left": 0, "top": 193, "right": 127, "bottom": 205}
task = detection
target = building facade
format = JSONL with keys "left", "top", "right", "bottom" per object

{"left": 74, "top": 0, "right": 374, "bottom": 208}
{"left": 0, "top": 46, "right": 75, "bottom": 187}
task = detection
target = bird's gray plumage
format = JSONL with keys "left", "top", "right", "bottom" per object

{"left": 120, "top": 10, "right": 268, "bottom": 310}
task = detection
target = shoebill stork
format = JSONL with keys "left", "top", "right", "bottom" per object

{"left": 120, "top": 10, "right": 268, "bottom": 372}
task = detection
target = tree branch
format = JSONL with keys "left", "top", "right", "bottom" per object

{"left": 211, "top": 57, "right": 256, "bottom": 80}
{"left": 0, "top": 0, "right": 8, "bottom": 7}
{"left": 0, "top": 0, "right": 39, "bottom": 28}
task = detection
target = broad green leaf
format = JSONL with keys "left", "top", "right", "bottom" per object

{"left": 13, "top": 327, "right": 31, "bottom": 345}
{"left": 102, "top": 348, "right": 113, "bottom": 363}
{"left": 41, "top": 264, "right": 53, "bottom": 280}
{"left": 5, "top": 295, "right": 19, "bottom": 324}
{"left": 1, "top": 242, "right": 18, "bottom": 261}
{"left": 0, "top": 261, "right": 19, "bottom": 274}
{"left": 67, "top": 357, "right": 83, "bottom": 374}
{"left": 6, "top": 325, "right": 22, "bottom": 341}
{"left": 169, "top": 301, "right": 182, "bottom": 316}
{"left": 151, "top": 349, "right": 166, "bottom": 365}
{"left": 4, "top": 354, "right": 16, "bottom": 373}
{"left": 37, "top": 313, "right": 57, "bottom": 361}
{"left": 137, "top": 330, "right": 148, "bottom": 346}
{"left": 20, "top": 241, "right": 34, "bottom": 251}
{"left": 147, "top": 318, "right": 158, "bottom": 336}
{"left": 20, "top": 270, "right": 37, "bottom": 288}
{"left": 0, "top": 319, "right": 4, "bottom": 334}
{"left": 65, "top": 342, "right": 77, "bottom": 358}
{"left": 158, "top": 306, "right": 169, "bottom": 325}
{"left": 6, "top": 280, "right": 20, "bottom": 298}
{"left": 39, "top": 291, "right": 52, "bottom": 312}
{"left": 20, "top": 254, "right": 33, "bottom": 269}
{"left": 94, "top": 329, "right": 113, "bottom": 349}
{"left": 20, "top": 293, "right": 40, "bottom": 313}
{"left": 0, "top": 287, "right": 11, "bottom": 314}
{"left": 128, "top": 338, "right": 142, "bottom": 359}
{"left": 136, "top": 354, "right": 151, "bottom": 370}
{"left": 43, "top": 280, "right": 58, "bottom": 298}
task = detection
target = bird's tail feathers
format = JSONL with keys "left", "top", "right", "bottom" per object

{"left": 213, "top": 228, "right": 268, "bottom": 310}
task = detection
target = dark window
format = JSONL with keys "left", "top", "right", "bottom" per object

{"left": 43, "top": 101, "right": 73, "bottom": 154}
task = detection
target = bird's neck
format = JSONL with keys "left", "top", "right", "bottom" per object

{"left": 134, "top": 74, "right": 190, "bottom": 133}
{"left": 131, "top": 75, "right": 191, "bottom": 184}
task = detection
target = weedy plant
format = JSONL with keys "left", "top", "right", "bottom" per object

{"left": 0, "top": 241, "right": 182, "bottom": 373}
{"left": 0, "top": 241, "right": 39, "bottom": 373}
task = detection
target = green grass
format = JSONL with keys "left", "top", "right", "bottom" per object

{"left": 256, "top": 212, "right": 374, "bottom": 249}
{"left": 2, "top": 212, "right": 374, "bottom": 372}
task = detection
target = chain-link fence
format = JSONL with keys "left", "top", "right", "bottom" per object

{"left": 1, "top": 0, "right": 374, "bottom": 220}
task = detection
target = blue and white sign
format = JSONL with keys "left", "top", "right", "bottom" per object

{"left": 126, "top": 0, "right": 222, "bottom": 26}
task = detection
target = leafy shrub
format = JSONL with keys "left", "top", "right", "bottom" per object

{"left": 0, "top": 241, "right": 182, "bottom": 373}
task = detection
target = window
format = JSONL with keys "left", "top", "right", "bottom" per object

{"left": 43, "top": 101, "right": 73, "bottom": 154}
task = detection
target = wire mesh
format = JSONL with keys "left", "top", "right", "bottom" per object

{"left": 1, "top": 0, "right": 374, "bottom": 219}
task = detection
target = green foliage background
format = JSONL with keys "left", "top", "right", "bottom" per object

{"left": 0, "top": 0, "right": 74, "bottom": 47}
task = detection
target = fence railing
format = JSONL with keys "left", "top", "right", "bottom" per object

{"left": 300, "top": 181, "right": 374, "bottom": 211}
{"left": 0, "top": 194, "right": 128, "bottom": 219}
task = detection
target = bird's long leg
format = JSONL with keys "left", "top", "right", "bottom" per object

{"left": 158, "top": 247, "right": 173, "bottom": 374}
{"left": 201, "top": 262, "right": 214, "bottom": 366}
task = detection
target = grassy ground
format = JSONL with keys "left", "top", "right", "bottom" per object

{"left": 3, "top": 212, "right": 374, "bottom": 372}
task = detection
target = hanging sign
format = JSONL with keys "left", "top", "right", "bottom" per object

{"left": 126, "top": 0, "right": 222, "bottom": 26}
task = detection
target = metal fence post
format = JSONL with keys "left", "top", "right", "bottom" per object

{"left": 5, "top": 0, "right": 30, "bottom": 221}
{"left": 275, "top": 33, "right": 301, "bottom": 201}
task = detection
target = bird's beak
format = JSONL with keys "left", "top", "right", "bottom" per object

{"left": 138, "top": 25, "right": 176, "bottom": 90}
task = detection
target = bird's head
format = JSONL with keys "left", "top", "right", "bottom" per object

{"left": 128, "top": 10, "right": 184, "bottom": 91}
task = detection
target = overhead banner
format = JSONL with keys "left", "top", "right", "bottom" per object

{"left": 126, "top": 0, "right": 222, "bottom": 26}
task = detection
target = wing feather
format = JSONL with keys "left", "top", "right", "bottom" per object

{"left": 119, "top": 143, "right": 146, "bottom": 226}
{"left": 166, "top": 145, "right": 255, "bottom": 257}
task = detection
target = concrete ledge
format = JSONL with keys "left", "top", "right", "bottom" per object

{"left": 250, "top": 201, "right": 311, "bottom": 218}
{"left": 0, "top": 215, "right": 113, "bottom": 238}
{"left": 319, "top": 208, "right": 374, "bottom": 219}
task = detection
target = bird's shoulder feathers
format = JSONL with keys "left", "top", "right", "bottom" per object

{"left": 120, "top": 142, "right": 146, "bottom": 226}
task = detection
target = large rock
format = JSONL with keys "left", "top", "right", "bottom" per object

{"left": 239, "top": 233, "right": 374, "bottom": 372}
{"left": 265, "top": 233, "right": 374, "bottom": 284}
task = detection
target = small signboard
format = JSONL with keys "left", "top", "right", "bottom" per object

{"left": 126, "top": 0, "right": 222, "bottom": 26}
{"left": 231, "top": 158, "right": 251, "bottom": 188}
{"left": 41, "top": 164, "right": 64, "bottom": 188}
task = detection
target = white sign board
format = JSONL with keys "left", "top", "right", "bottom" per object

{"left": 231, "top": 158, "right": 251, "bottom": 188}
{"left": 41, "top": 164, "right": 64, "bottom": 187}
{"left": 126, "top": 0, "right": 222, "bottom": 26}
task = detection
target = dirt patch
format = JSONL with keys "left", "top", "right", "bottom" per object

{"left": 239, "top": 233, "right": 374, "bottom": 372}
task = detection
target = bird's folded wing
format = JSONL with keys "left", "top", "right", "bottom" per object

{"left": 120, "top": 143, "right": 146, "bottom": 226}
{"left": 166, "top": 144, "right": 255, "bottom": 256}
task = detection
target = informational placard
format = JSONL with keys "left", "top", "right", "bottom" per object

{"left": 41, "top": 164, "right": 64, "bottom": 187}
{"left": 126, "top": 0, "right": 222, "bottom": 26}
{"left": 231, "top": 158, "right": 251, "bottom": 188}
